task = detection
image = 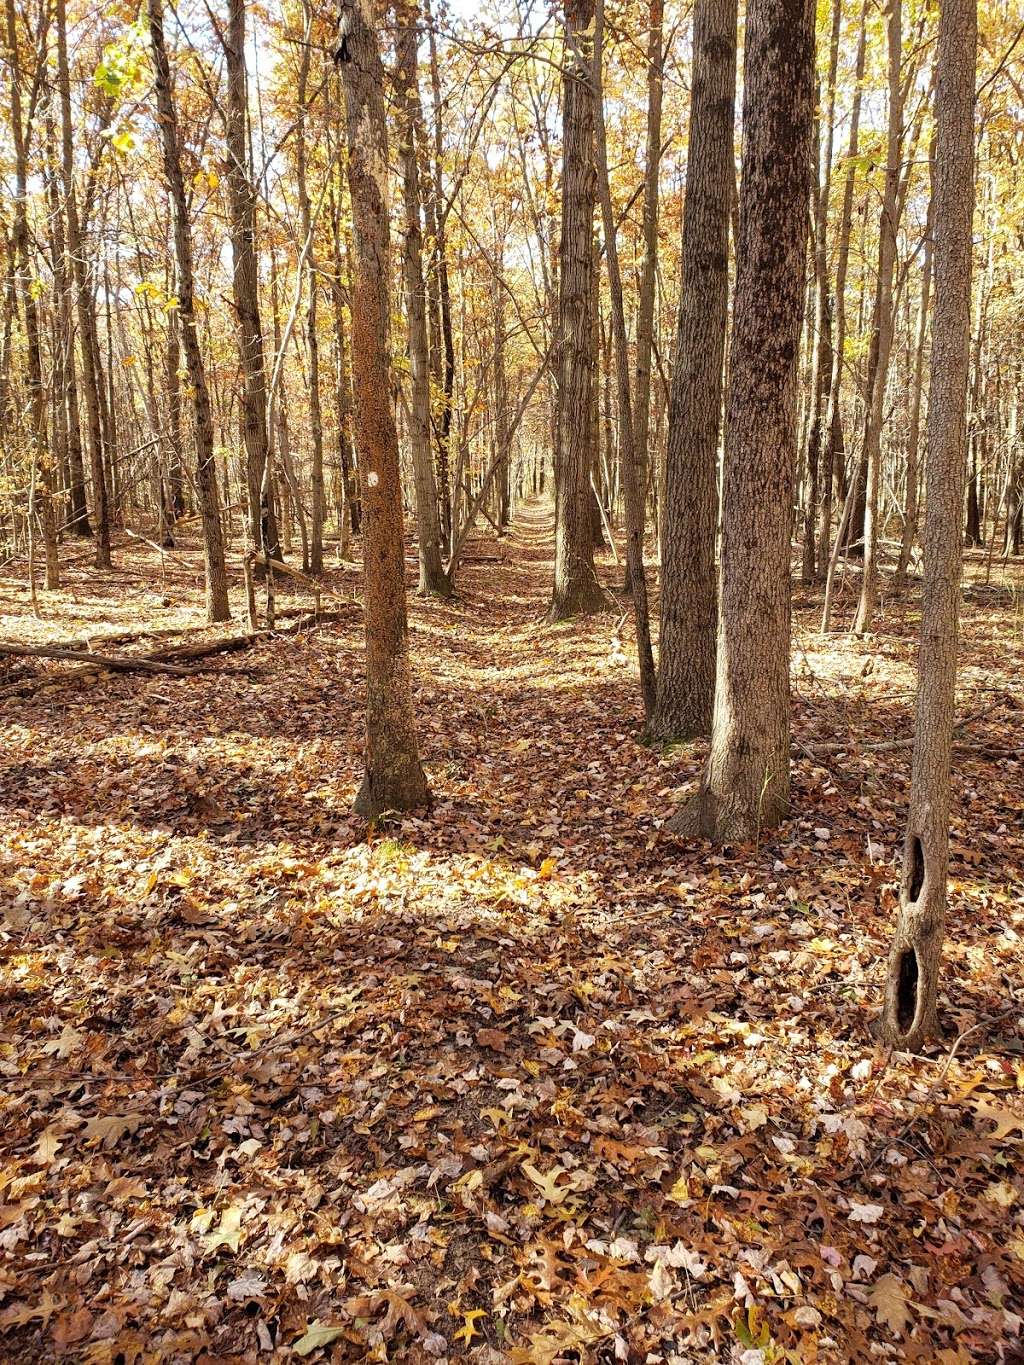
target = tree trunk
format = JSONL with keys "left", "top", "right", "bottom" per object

{"left": 801, "top": 0, "right": 841, "bottom": 584}
{"left": 493, "top": 265, "right": 511, "bottom": 530}
{"left": 669, "top": 0, "right": 814, "bottom": 842}
{"left": 329, "top": 176, "right": 359, "bottom": 546}
{"left": 548, "top": 0, "right": 606, "bottom": 621}
{"left": 651, "top": 0, "right": 737, "bottom": 741}
{"left": 854, "top": 0, "right": 904, "bottom": 635}
{"left": 593, "top": 0, "right": 656, "bottom": 721}
{"left": 896, "top": 201, "right": 933, "bottom": 585}
{"left": 423, "top": 0, "right": 454, "bottom": 548}
{"left": 337, "top": 0, "right": 430, "bottom": 817}
{"left": 627, "top": 0, "right": 663, "bottom": 588}
{"left": 223, "top": 0, "right": 278, "bottom": 571}
{"left": 881, "top": 0, "right": 976, "bottom": 1050}
{"left": 296, "top": 1, "right": 326, "bottom": 574}
{"left": 395, "top": 0, "right": 450, "bottom": 595}
{"left": 165, "top": 304, "right": 187, "bottom": 519}
{"left": 45, "top": 111, "right": 90, "bottom": 540}
{"left": 56, "top": 0, "right": 110, "bottom": 567}
{"left": 5, "top": 0, "right": 59, "bottom": 590}
{"left": 147, "top": 0, "right": 230, "bottom": 622}
{"left": 818, "top": 0, "right": 867, "bottom": 585}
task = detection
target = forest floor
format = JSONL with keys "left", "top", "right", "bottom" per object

{"left": 1, "top": 502, "right": 1023, "bottom": 1364}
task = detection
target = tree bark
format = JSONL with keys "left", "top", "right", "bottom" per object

{"left": 395, "top": 0, "right": 450, "bottom": 595}
{"left": 801, "top": 0, "right": 841, "bottom": 584}
{"left": 423, "top": 0, "right": 454, "bottom": 548}
{"left": 818, "top": 0, "right": 867, "bottom": 587}
{"left": 593, "top": 0, "right": 656, "bottom": 721}
{"left": 45, "top": 110, "right": 90, "bottom": 540}
{"left": 651, "top": 0, "right": 737, "bottom": 741}
{"left": 854, "top": 0, "right": 904, "bottom": 634}
{"left": 881, "top": 0, "right": 976, "bottom": 1048}
{"left": 5, "top": 0, "right": 59, "bottom": 590}
{"left": 147, "top": 0, "right": 230, "bottom": 622}
{"left": 337, "top": 0, "right": 430, "bottom": 817}
{"left": 296, "top": 1, "right": 326, "bottom": 574}
{"left": 669, "top": 0, "right": 814, "bottom": 841}
{"left": 896, "top": 194, "right": 933, "bottom": 585}
{"left": 625, "top": 0, "right": 663, "bottom": 591}
{"left": 548, "top": 0, "right": 606, "bottom": 622}
{"left": 56, "top": 0, "right": 110, "bottom": 567}
{"left": 223, "top": 0, "right": 278, "bottom": 571}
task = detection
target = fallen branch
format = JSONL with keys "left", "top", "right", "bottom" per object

{"left": 0, "top": 643, "right": 195, "bottom": 676}
{"left": 0, "top": 608, "right": 359, "bottom": 700}
{"left": 801, "top": 700, "right": 1005, "bottom": 756}
{"left": 856, "top": 1008, "right": 1015, "bottom": 1177}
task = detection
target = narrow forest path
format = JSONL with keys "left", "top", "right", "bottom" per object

{"left": 1, "top": 513, "right": 1022, "bottom": 1360}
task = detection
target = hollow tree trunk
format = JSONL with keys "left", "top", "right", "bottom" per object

{"left": 337, "top": 0, "right": 430, "bottom": 816}
{"left": 881, "top": 0, "right": 976, "bottom": 1050}
{"left": 669, "top": 0, "right": 814, "bottom": 842}
{"left": 651, "top": 0, "right": 737, "bottom": 741}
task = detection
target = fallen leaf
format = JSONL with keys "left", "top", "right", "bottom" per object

{"left": 293, "top": 1321, "right": 346, "bottom": 1356}
{"left": 869, "top": 1273, "right": 912, "bottom": 1335}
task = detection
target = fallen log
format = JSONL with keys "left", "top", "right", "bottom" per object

{"left": 0, "top": 643, "right": 195, "bottom": 676}
{"left": 0, "top": 607, "right": 359, "bottom": 700}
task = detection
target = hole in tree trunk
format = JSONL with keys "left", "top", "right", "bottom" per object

{"left": 909, "top": 835, "right": 925, "bottom": 901}
{"left": 896, "top": 947, "right": 919, "bottom": 1034}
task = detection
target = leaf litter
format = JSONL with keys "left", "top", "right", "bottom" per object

{"left": 1, "top": 517, "right": 1023, "bottom": 1361}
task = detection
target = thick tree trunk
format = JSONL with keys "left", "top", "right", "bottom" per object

{"left": 395, "top": 0, "right": 450, "bottom": 596}
{"left": 651, "top": 0, "right": 737, "bottom": 741}
{"left": 224, "top": 0, "right": 278, "bottom": 571}
{"left": 881, "top": 0, "right": 976, "bottom": 1049}
{"left": 148, "top": 0, "right": 230, "bottom": 622}
{"left": 337, "top": 0, "right": 430, "bottom": 817}
{"left": 548, "top": 0, "right": 606, "bottom": 622}
{"left": 669, "top": 0, "right": 814, "bottom": 842}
